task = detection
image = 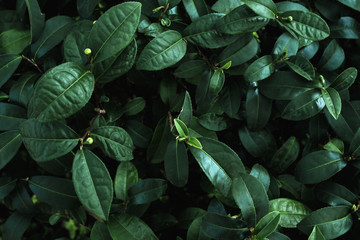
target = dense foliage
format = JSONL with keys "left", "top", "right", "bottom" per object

{"left": 1, "top": 0, "right": 360, "bottom": 239}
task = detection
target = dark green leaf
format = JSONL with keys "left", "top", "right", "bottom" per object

{"left": 232, "top": 173, "right": 269, "bottom": 227}
{"left": 137, "top": 30, "right": 186, "bottom": 71}
{"left": 269, "top": 136, "right": 299, "bottom": 173}
{"left": 72, "top": 149, "right": 113, "bottom": 221}
{"left": 308, "top": 226, "right": 326, "bottom": 240}
{"left": 349, "top": 128, "right": 360, "bottom": 157}
{"left": 209, "top": 69, "right": 225, "bottom": 96}
{"left": 211, "top": 0, "right": 244, "bottom": 14}
{"left": 174, "top": 60, "right": 207, "bottom": 79}
{"left": 2, "top": 211, "right": 31, "bottom": 240}
{"left": 88, "top": 2, "right": 141, "bottom": 63}
{"left": 178, "top": 91, "right": 193, "bottom": 126}
{"left": 295, "top": 150, "right": 347, "bottom": 184}
{"left": 165, "top": 140, "right": 189, "bottom": 187}
{"left": 108, "top": 214, "right": 158, "bottom": 240}
{"left": 0, "top": 177, "right": 17, "bottom": 200}
{"left": 114, "top": 161, "right": 138, "bottom": 201}
{"left": 331, "top": 67, "right": 358, "bottom": 91}
{"left": 182, "top": 0, "right": 209, "bottom": 21}
{"left": 244, "top": 55, "right": 274, "bottom": 82}
{"left": 0, "top": 130, "right": 22, "bottom": 170}
{"left": 25, "top": 0, "right": 45, "bottom": 42}
{"left": 269, "top": 198, "right": 311, "bottom": 228}
{"left": 338, "top": 0, "right": 360, "bottom": 11}
{"left": 272, "top": 32, "right": 299, "bottom": 57}
{"left": 267, "top": 231, "right": 291, "bottom": 240}
{"left": 20, "top": 119, "right": 78, "bottom": 162}
{"left": 242, "top": 0, "right": 277, "bottom": 19}
{"left": 0, "top": 29, "right": 30, "bottom": 54}
{"left": 28, "top": 176, "right": 79, "bottom": 208}
{"left": 246, "top": 87, "right": 272, "bottom": 130}
{"left": 198, "top": 113, "right": 230, "bottom": 131}
{"left": 0, "top": 54, "right": 22, "bottom": 88}
{"left": 125, "top": 119, "right": 153, "bottom": 149}
{"left": 298, "top": 41, "right": 320, "bottom": 60}
{"left": 9, "top": 72, "right": 38, "bottom": 107}
{"left": 187, "top": 217, "right": 210, "bottom": 240}
{"left": 253, "top": 211, "right": 281, "bottom": 240}
{"left": 218, "top": 82, "right": 241, "bottom": 118}
{"left": 322, "top": 87, "right": 341, "bottom": 120}
{"left": 90, "top": 126, "right": 133, "bottom": 161}
{"left": 0, "top": 103, "right": 27, "bottom": 131}
{"left": 250, "top": 164, "right": 270, "bottom": 192}
{"left": 31, "top": 15, "right": 74, "bottom": 59}
{"left": 128, "top": 178, "right": 167, "bottom": 204}
{"left": 90, "top": 221, "right": 112, "bottom": 240}
{"left": 330, "top": 17, "right": 360, "bottom": 39}
{"left": 282, "top": 89, "right": 325, "bottom": 121}
{"left": 298, "top": 206, "right": 352, "bottom": 239}
{"left": 77, "top": 0, "right": 99, "bottom": 19}
{"left": 318, "top": 39, "right": 344, "bottom": 71}
{"left": 285, "top": 56, "right": 315, "bottom": 81}
{"left": 277, "top": 174, "right": 302, "bottom": 199}
{"left": 315, "top": 181, "right": 359, "bottom": 207}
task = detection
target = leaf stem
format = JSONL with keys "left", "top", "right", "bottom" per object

{"left": 22, "top": 55, "right": 43, "bottom": 73}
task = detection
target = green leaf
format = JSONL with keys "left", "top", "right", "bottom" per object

{"left": 267, "top": 231, "right": 291, "bottom": 240}
{"left": 90, "top": 221, "right": 112, "bottom": 240}
{"left": 88, "top": 2, "right": 141, "bottom": 63}
{"left": 128, "top": 178, "right": 167, "bottom": 204}
{"left": 349, "top": 128, "right": 360, "bottom": 157}
{"left": 2, "top": 211, "right": 31, "bottom": 240}
{"left": 182, "top": 0, "right": 209, "bottom": 21}
{"left": 297, "top": 206, "right": 352, "bottom": 239}
{"left": 63, "top": 29, "right": 90, "bottom": 65}
{"left": 331, "top": 67, "right": 358, "bottom": 91}
{"left": 165, "top": 139, "right": 189, "bottom": 187}
{"left": 0, "top": 103, "right": 27, "bottom": 131}
{"left": 244, "top": 55, "right": 274, "bottom": 82}
{"left": 259, "top": 71, "right": 313, "bottom": 100}
{"left": 0, "top": 177, "right": 16, "bottom": 200}
{"left": 120, "top": 97, "right": 146, "bottom": 118}
{"left": 31, "top": 15, "right": 74, "bottom": 59}
{"left": 201, "top": 212, "right": 247, "bottom": 239}
{"left": 321, "top": 87, "right": 342, "bottom": 120}
{"left": 308, "top": 226, "right": 326, "bottom": 240}
{"left": 178, "top": 91, "right": 193, "bottom": 126}
{"left": 246, "top": 87, "right": 272, "bottom": 130}
{"left": 0, "top": 130, "right": 22, "bottom": 170}
{"left": 108, "top": 214, "right": 158, "bottom": 240}
{"left": 28, "top": 176, "right": 79, "bottom": 208}
{"left": 209, "top": 69, "right": 225, "bottom": 96}
{"left": 295, "top": 150, "right": 347, "bottom": 184}
{"left": 0, "top": 54, "right": 22, "bottom": 88}
{"left": 269, "top": 198, "right": 311, "bottom": 228}
{"left": 114, "top": 161, "right": 138, "bottom": 201}
{"left": 218, "top": 34, "right": 259, "bottom": 67}
{"left": 330, "top": 17, "right": 360, "bottom": 39}
{"left": 272, "top": 32, "right": 299, "bottom": 57}
{"left": 269, "top": 136, "right": 300, "bottom": 174}
{"left": 25, "top": 0, "right": 45, "bottom": 42}
{"left": 72, "top": 148, "right": 113, "bottom": 221}
{"left": 9, "top": 72, "right": 38, "bottom": 107}
{"left": 241, "top": 0, "right": 277, "bottom": 19}
{"left": 90, "top": 126, "right": 134, "bottom": 161}
{"left": 232, "top": 173, "right": 269, "bottom": 227}
{"left": 211, "top": 0, "right": 244, "bottom": 14}
{"left": 29, "top": 62, "right": 95, "bottom": 122}
{"left": 250, "top": 164, "right": 270, "bottom": 192}
{"left": 77, "top": 0, "right": 99, "bottom": 19}
{"left": 20, "top": 119, "right": 79, "bottom": 162}
{"left": 318, "top": 39, "right": 345, "bottom": 71}
{"left": 190, "top": 137, "right": 245, "bottom": 196}
{"left": 282, "top": 89, "right": 325, "bottom": 121}
{"left": 187, "top": 217, "right": 210, "bottom": 240}
{"left": 174, "top": 60, "right": 207, "bottom": 79}
{"left": 216, "top": 5, "right": 269, "bottom": 35}
{"left": 253, "top": 211, "right": 281, "bottom": 240}
{"left": 218, "top": 82, "right": 241, "bottom": 118}
{"left": 125, "top": 119, "right": 153, "bottom": 149}
{"left": 323, "top": 138, "right": 344, "bottom": 154}
{"left": 338, "top": 0, "right": 360, "bottom": 11}
{"left": 0, "top": 29, "right": 30, "bottom": 54}
{"left": 277, "top": 175, "right": 302, "bottom": 199}
{"left": 238, "top": 126, "right": 276, "bottom": 158}
{"left": 285, "top": 56, "right": 315, "bottom": 81}
{"left": 198, "top": 113, "right": 230, "bottom": 131}
{"left": 278, "top": 11, "right": 330, "bottom": 41}
{"left": 137, "top": 30, "right": 186, "bottom": 71}
{"left": 174, "top": 118, "right": 189, "bottom": 138}
{"left": 186, "top": 137, "right": 203, "bottom": 149}
{"left": 315, "top": 181, "right": 359, "bottom": 207}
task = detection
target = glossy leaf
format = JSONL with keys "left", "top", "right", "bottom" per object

{"left": 209, "top": 69, "right": 225, "bottom": 96}
{"left": 273, "top": 32, "right": 299, "bottom": 57}
{"left": 90, "top": 221, "right": 112, "bottom": 240}
{"left": 0, "top": 130, "right": 22, "bottom": 170}
{"left": 178, "top": 91, "right": 193, "bottom": 126}
{"left": 250, "top": 164, "right": 270, "bottom": 192}
{"left": 308, "top": 226, "right": 326, "bottom": 240}
{"left": 28, "top": 176, "right": 79, "bottom": 208}
{"left": 216, "top": 5, "right": 269, "bottom": 35}
{"left": 25, "top": 0, "right": 45, "bottom": 42}
{"left": 108, "top": 214, "right": 158, "bottom": 240}
{"left": 0, "top": 29, "right": 30, "bottom": 54}
{"left": 232, "top": 173, "right": 269, "bottom": 227}
{"left": 246, "top": 87, "right": 272, "bottom": 130}
{"left": 282, "top": 89, "right": 325, "bottom": 121}
{"left": 295, "top": 150, "right": 347, "bottom": 184}
{"left": 0, "top": 177, "right": 17, "bottom": 200}
{"left": 242, "top": 0, "right": 277, "bottom": 19}
{"left": 174, "top": 118, "right": 189, "bottom": 138}
{"left": 20, "top": 119, "right": 79, "bottom": 162}
{"left": 29, "top": 62, "right": 94, "bottom": 122}
{"left": 174, "top": 60, "right": 207, "bottom": 79}
{"left": 114, "top": 161, "right": 138, "bottom": 201}
{"left": 88, "top": 2, "right": 141, "bottom": 63}
{"left": 270, "top": 136, "right": 300, "bottom": 173}
{"left": 330, "top": 16, "right": 360, "bottom": 39}
{"left": 128, "top": 178, "right": 167, "bottom": 204}
{"left": 9, "top": 72, "right": 38, "bottom": 107}
{"left": 338, "top": 0, "right": 360, "bottom": 11}
{"left": 253, "top": 211, "right": 281, "bottom": 240}
{"left": 322, "top": 87, "right": 342, "bottom": 120}
{"left": 315, "top": 181, "right": 359, "bottom": 207}
{"left": 31, "top": 16, "right": 74, "bottom": 59}
{"left": 269, "top": 198, "right": 311, "bottom": 228}
{"left": 0, "top": 54, "right": 22, "bottom": 88}
{"left": 331, "top": 67, "right": 358, "bottom": 91}
{"left": 186, "top": 137, "right": 203, "bottom": 149}
{"left": 90, "top": 126, "right": 133, "bottom": 161}
{"left": 72, "top": 149, "right": 113, "bottom": 221}
{"left": 244, "top": 55, "right": 274, "bottom": 82}
{"left": 297, "top": 206, "right": 352, "bottom": 239}
{"left": 318, "top": 39, "right": 345, "bottom": 71}
{"left": 211, "top": 0, "right": 244, "bottom": 14}
{"left": 137, "top": 30, "right": 186, "bottom": 71}
{"left": 285, "top": 56, "right": 315, "bottom": 81}
{"left": 165, "top": 140, "right": 189, "bottom": 187}
{"left": 2, "top": 211, "right": 31, "bottom": 240}
{"left": 0, "top": 103, "right": 27, "bottom": 131}
{"left": 182, "top": 0, "right": 209, "bottom": 21}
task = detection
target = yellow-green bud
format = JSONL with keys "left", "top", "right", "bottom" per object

{"left": 93, "top": 20, "right": 97, "bottom": 24}
{"left": 288, "top": 16, "right": 293, "bottom": 22}
{"left": 84, "top": 48, "right": 92, "bottom": 55}
{"left": 85, "top": 137, "right": 94, "bottom": 144}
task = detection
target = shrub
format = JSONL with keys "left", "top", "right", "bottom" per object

{"left": 1, "top": 0, "right": 360, "bottom": 239}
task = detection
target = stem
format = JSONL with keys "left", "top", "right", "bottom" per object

{"left": 81, "top": 206, "right": 105, "bottom": 223}
{"left": 22, "top": 55, "right": 43, "bottom": 73}
{"left": 81, "top": 113, "right": 100, "bottom": 142}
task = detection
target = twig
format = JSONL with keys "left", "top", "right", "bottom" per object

{"left": 22, "top": 55, "right": 43, "bottom": 73}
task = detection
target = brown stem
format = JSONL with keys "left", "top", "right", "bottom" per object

{"left": 81, "top": 113, "right": 100, "bottom": 141}
{"left": 22, "top": 55, "right": 43, "bottom": 73}
{"left": 81, "top": 206, "right": 105, "bottom": 223}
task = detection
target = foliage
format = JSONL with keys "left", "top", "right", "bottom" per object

{"left": 1, "top": 0, "right": 360, "bottom": 239}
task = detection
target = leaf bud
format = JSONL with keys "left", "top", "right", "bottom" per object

{"left": 84, "top": 137, "right": 94, "bottom": 144}
{"left": 84, "top": 48, "right": 92, "bottom": 55}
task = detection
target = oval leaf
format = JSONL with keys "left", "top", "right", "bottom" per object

{"left": 164, "top": 140, "right": 189, "bottom": 187}
{"left": 114, "top": 161, "right": 138, "bottom": 201}
{"left": 253, "top": 211, "right": 281, "bottom": 239}
{"left": 244, "top": 55, "right": 274, "bottom": 82}
{"left": 0, "top": 103, "right": 27, "bottom": 131}
{"left": 0, "top": 54, "right": 22, "bottom": 88}
{"left": 242, "top": 0, "right": 277, "bottom": 19}
{"left": 128, "top": 178, "right": 167, "bottom": 204}
{"left": 0, "top": 130, "right": 22, "bottom": 170}
{"left": 322, "top": 87, "right": 342, "bottom": 120}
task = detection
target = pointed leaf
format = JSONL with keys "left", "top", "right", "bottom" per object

{"left": 242, "top": 0, "right": 277, "bottom": 19}
{"left": 114, "top": 161, "right": 138, "bottom": 201}
{"left": 321, "top": 87, "right": 342, "bottom": 120}
{"left": 2, "top": 211, "right": 31, "bottom": 240}
{"left": 25, "top": 0, "right": 45, "bottom": 42}
{"left": 244, "top": 55, "right": 274, "bottom": 82}
{"left": 72, "top": 149, "right": 113, "bottom": 220}
{"left": 0, "top": 103, "right": 27, "bottom": 131}
{"left": 178, "top": 91, "right": 193, "bottom": 126}
{"left": 0, "top": 54, "right": 22, "bottom": 88}
{"left": 253, "top": 211, "right": 281, "bottom": 240}
{"left": 0, "top": 130, "right": 22, "bottom": 170}
{"left": 182, "top": 0, "right": 209, "bottom": 21}
{"left": 0, "top": 177, "right": 16, "bottom": 200}
{"left": 269, "top": 136, "right": 300, "bottom": 173}
{"left": 308, "top": 226, "right": 326, "bottom": 240}
{"left": 90, "top": 221, "right": 112, "bottom": 240}
{"left": 165, "top": 140, "right": 189, "bottom": 187}
{"left": 174, "top": 118, "right": 189, "bottom": 138}
{"left": 316, "top": 181, "right": 359, "bottom": 207}
{"left": 246, "top": 87, "right": 272, "bottom": 130}
{"left": 285, "top": 56, "right": 315, "bottom": 81}
{"left": 331, "top": 67, "right": 358, "bottom": 91}
{"left": 128, "top": 178, "right": 167, "bottom": 204}
{"left": 318, "top": 39, "right": 345, "bottom": 71}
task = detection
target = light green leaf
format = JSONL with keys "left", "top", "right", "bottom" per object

{"left": 0, "top": 103, "right": 27, "bottom": 131}
{"left": 242, "top": 0, "right": 277, "bottom": 19}
{"left": 90, "top": 126, "right": 133, "bottom": 161}
{"left": 186, "top": 137, "right": 203, "bottom": 149}
{"left": 269, "top": 198, "right": 311, "bottom": 228}
{"left": 114, "top": 161, "right": 138, "bottom": 201}
{"left": 0, "top": 54, "right": 22, "bottom": 88}
{"left": 209, "top": 69, "right": 225, "bottom": 96}
{"left": 137, "top": 30, "right": 186, "bottom": 71}
{"left": 128, "top": 178, "right": 167, "bottom": 204}
{"left": 0, "top": 130, "right": 22, "bottom": 170}
{"left": 88, "top": 2, "right": 141, "bottom": 63}
{"left": 20, "top": 119, "right": 79, "bottom": 162}
{"left": 31, "top": 15, "right": 74, "bottom": 59}
{"left": 165, "top": 139, "right": 189, "bottom": 187}
{"left": 108, "top": 214, "right": 158, "bottom": 240}
{"left": 322, "top": 87, "right": 342, "bottom": 120}
{"left": 174, "top": 118, "right": 189, "bottom": 138}
{"left": 25, "top": 0, "right": 45, "bottom": 42}
{"left": 29, "top": 62, "right": 95, "bottom": 122}
{"left": 72, "top": 148, "right": 113, "bottom": 221}
{"left": 0, "top": 29, "right": 30, "bottom": 54}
